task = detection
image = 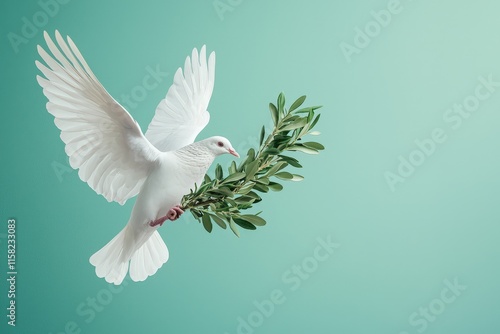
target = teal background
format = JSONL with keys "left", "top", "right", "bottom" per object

{"left": 2, "top": 0, "right": 500, "bottom": 333}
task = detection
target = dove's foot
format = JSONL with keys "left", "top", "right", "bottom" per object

{"left": 166, "top": 205, "right": 184, "bottom": 221}
{"left": 149, "top": 206, "right": 184, "bottom": 227}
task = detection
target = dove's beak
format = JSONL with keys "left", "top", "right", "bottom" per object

{"left": 229, "top": 148, "right": 239, "bottom": 158}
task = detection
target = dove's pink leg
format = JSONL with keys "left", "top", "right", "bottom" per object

{"left": 149, "top": 206, "right": 184, "bottom": 227}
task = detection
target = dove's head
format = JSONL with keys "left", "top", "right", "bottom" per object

{"left": 206, "top": 136, "right": 239, "bottom": 158}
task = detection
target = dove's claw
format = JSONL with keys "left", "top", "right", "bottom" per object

{"left": 149, "top": 206, "right": 184, "bottom": 227}
{"left": 169, "top": 206, "right": 184, "bottom": 219}
{"left": 149, "top": 216, "right": 168, "bottom": 227}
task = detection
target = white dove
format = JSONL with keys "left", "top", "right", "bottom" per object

{"left": 36, "top": 31, "right": 239, "bottom": 285}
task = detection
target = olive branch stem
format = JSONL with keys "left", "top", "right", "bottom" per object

{"left": 180, "top": 93, "right": 324, "bottom": 237}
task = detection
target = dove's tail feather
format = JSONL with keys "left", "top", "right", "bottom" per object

{"left": 89, "top": 226, "right": 169, "bottom": 285}
{"left": 129, "top": 231, "right": 169, "bottom": 282}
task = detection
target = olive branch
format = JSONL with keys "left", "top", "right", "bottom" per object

{"left": 180, "top": 93, "right": 324, "bottom": 237}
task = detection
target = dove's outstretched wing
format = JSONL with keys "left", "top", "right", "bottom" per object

{"left": 36, "top": 31, "right": 161, "bottom": 205}
{"left": 145, "top": 46, "right": 215, "bottom": 152}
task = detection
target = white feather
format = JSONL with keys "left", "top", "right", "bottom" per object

{"left": 37, "top": 31, "right": 233, "bottom": 285}
{"left": 36, "top": 30, "right": 160, "bottom": 205}
{"left": 145, "top": 45, "right": 215, "bottom": 152}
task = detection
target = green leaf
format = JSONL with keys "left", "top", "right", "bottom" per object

{"left": 269, "top": 103, "right": 278, "bottom": 126}
{"left": 210, "top": 214, "right": 227, "bottom": 229}
{"left": 302, "top": 142, "right": 325, "bottom": 150}
{"left": 215, "top": 164, "right": 223, "bottom": 180}
{"left": 229, "top": 161, "right": 237, "bottom": 174}
{"left": 265, "top": 161, "right": 288, "bottom": 177}
{"left": 280, "top": 118, "right": 308, "bottom": 131}
{"left": 283, "top": 115, "right": 300, "bottom": 122}
{"left": 310, "top": 114, "right": 321, "bottom": 130}
{"left": 278, "top": 155, "right": 302, "bottom": 168}
{"left": 201, "top": 181, "right": 214, "bottom": 191}
{"left": 289, "top": 95, "right": 306, "bottom": 112}
{"left": 222, "top": 172, "right": 246, "bottom": 183}
{"left": 240, "top": 215, "right": 267, "bottom": 226}
{"left": 237, "top": 181, "right": 256, "bottom": 195}
{"left": 277, "top": 93, "right": 286, "bottom": 117}
{"left": 291, "top": 174, "right": 304, "bottom": 182}
{"left": 268, "top": 181, "right": 283, "bottom": 191}
{"left": 229, "top": 219, "right": 240, "bottom": 237}
{"left": 191, "top": 210, "right": 202, "bottom": 219}
{"left": 309, "top": 131, "right": 321, "bottom": 136}
{"left": 238, "top": 203, "right": 253, "bottom": 210}
{"left": 287, "top": 145, "right": 319, "bottom": 155}
{"left": 273, "top": 134, "right": 292, "bottom": 142}
{"left": 233, "top": 217, "right": 257, "bottom": 230}
{"left": 238, "top": 148, "right": 256, "bottom": 172}
{"left": 275, "top": 171, "right": 294, "bottom": 180}
{"left": 298, "top": 124, "right": 311, "bottom": 139}
{"left": 244, "top": 191, "right": 261, "bottom": 200}
{"left": 307, "top": 110, "right": 314, "bottom": 123}
{"left": 253, "top": 183, "right": 269, "bottom": 193}
{"left": 259, "top": 126, "right": 265, "bottom": 146}
{"left": 296, "top": 105, "right": 321, "bottom": 112}
{"left": 245, "top": 160, "right": 260, "bottom": 180}
{"left": 202, "top": 214, "right": 213, "bottom": 233}
{"left": 226, "top": 198, "right": 238, "bottom": 208}
{"left": 247, "top": 148, "right": 256, "bottom": 162}
{"left": 235, "top": 196, "right": 254, "bottom": 205}
{"left": 294, "top": 107, "right": 313, "bottom": 114}
{"left": 256, "top": 177, "right": 270, "bottom": 185}
{"left": 263, "top": 148, "right": 280, "bottom": 156}
{"left": 209, "top": 187, "right": 234, "bottom": 197}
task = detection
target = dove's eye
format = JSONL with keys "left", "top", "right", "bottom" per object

{"left": 217, "top": 141, "right": 224, "bottom": 147}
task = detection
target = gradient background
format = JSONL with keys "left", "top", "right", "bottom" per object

{"left": 1, "top": 0, "right": 500, "bottom": 333}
